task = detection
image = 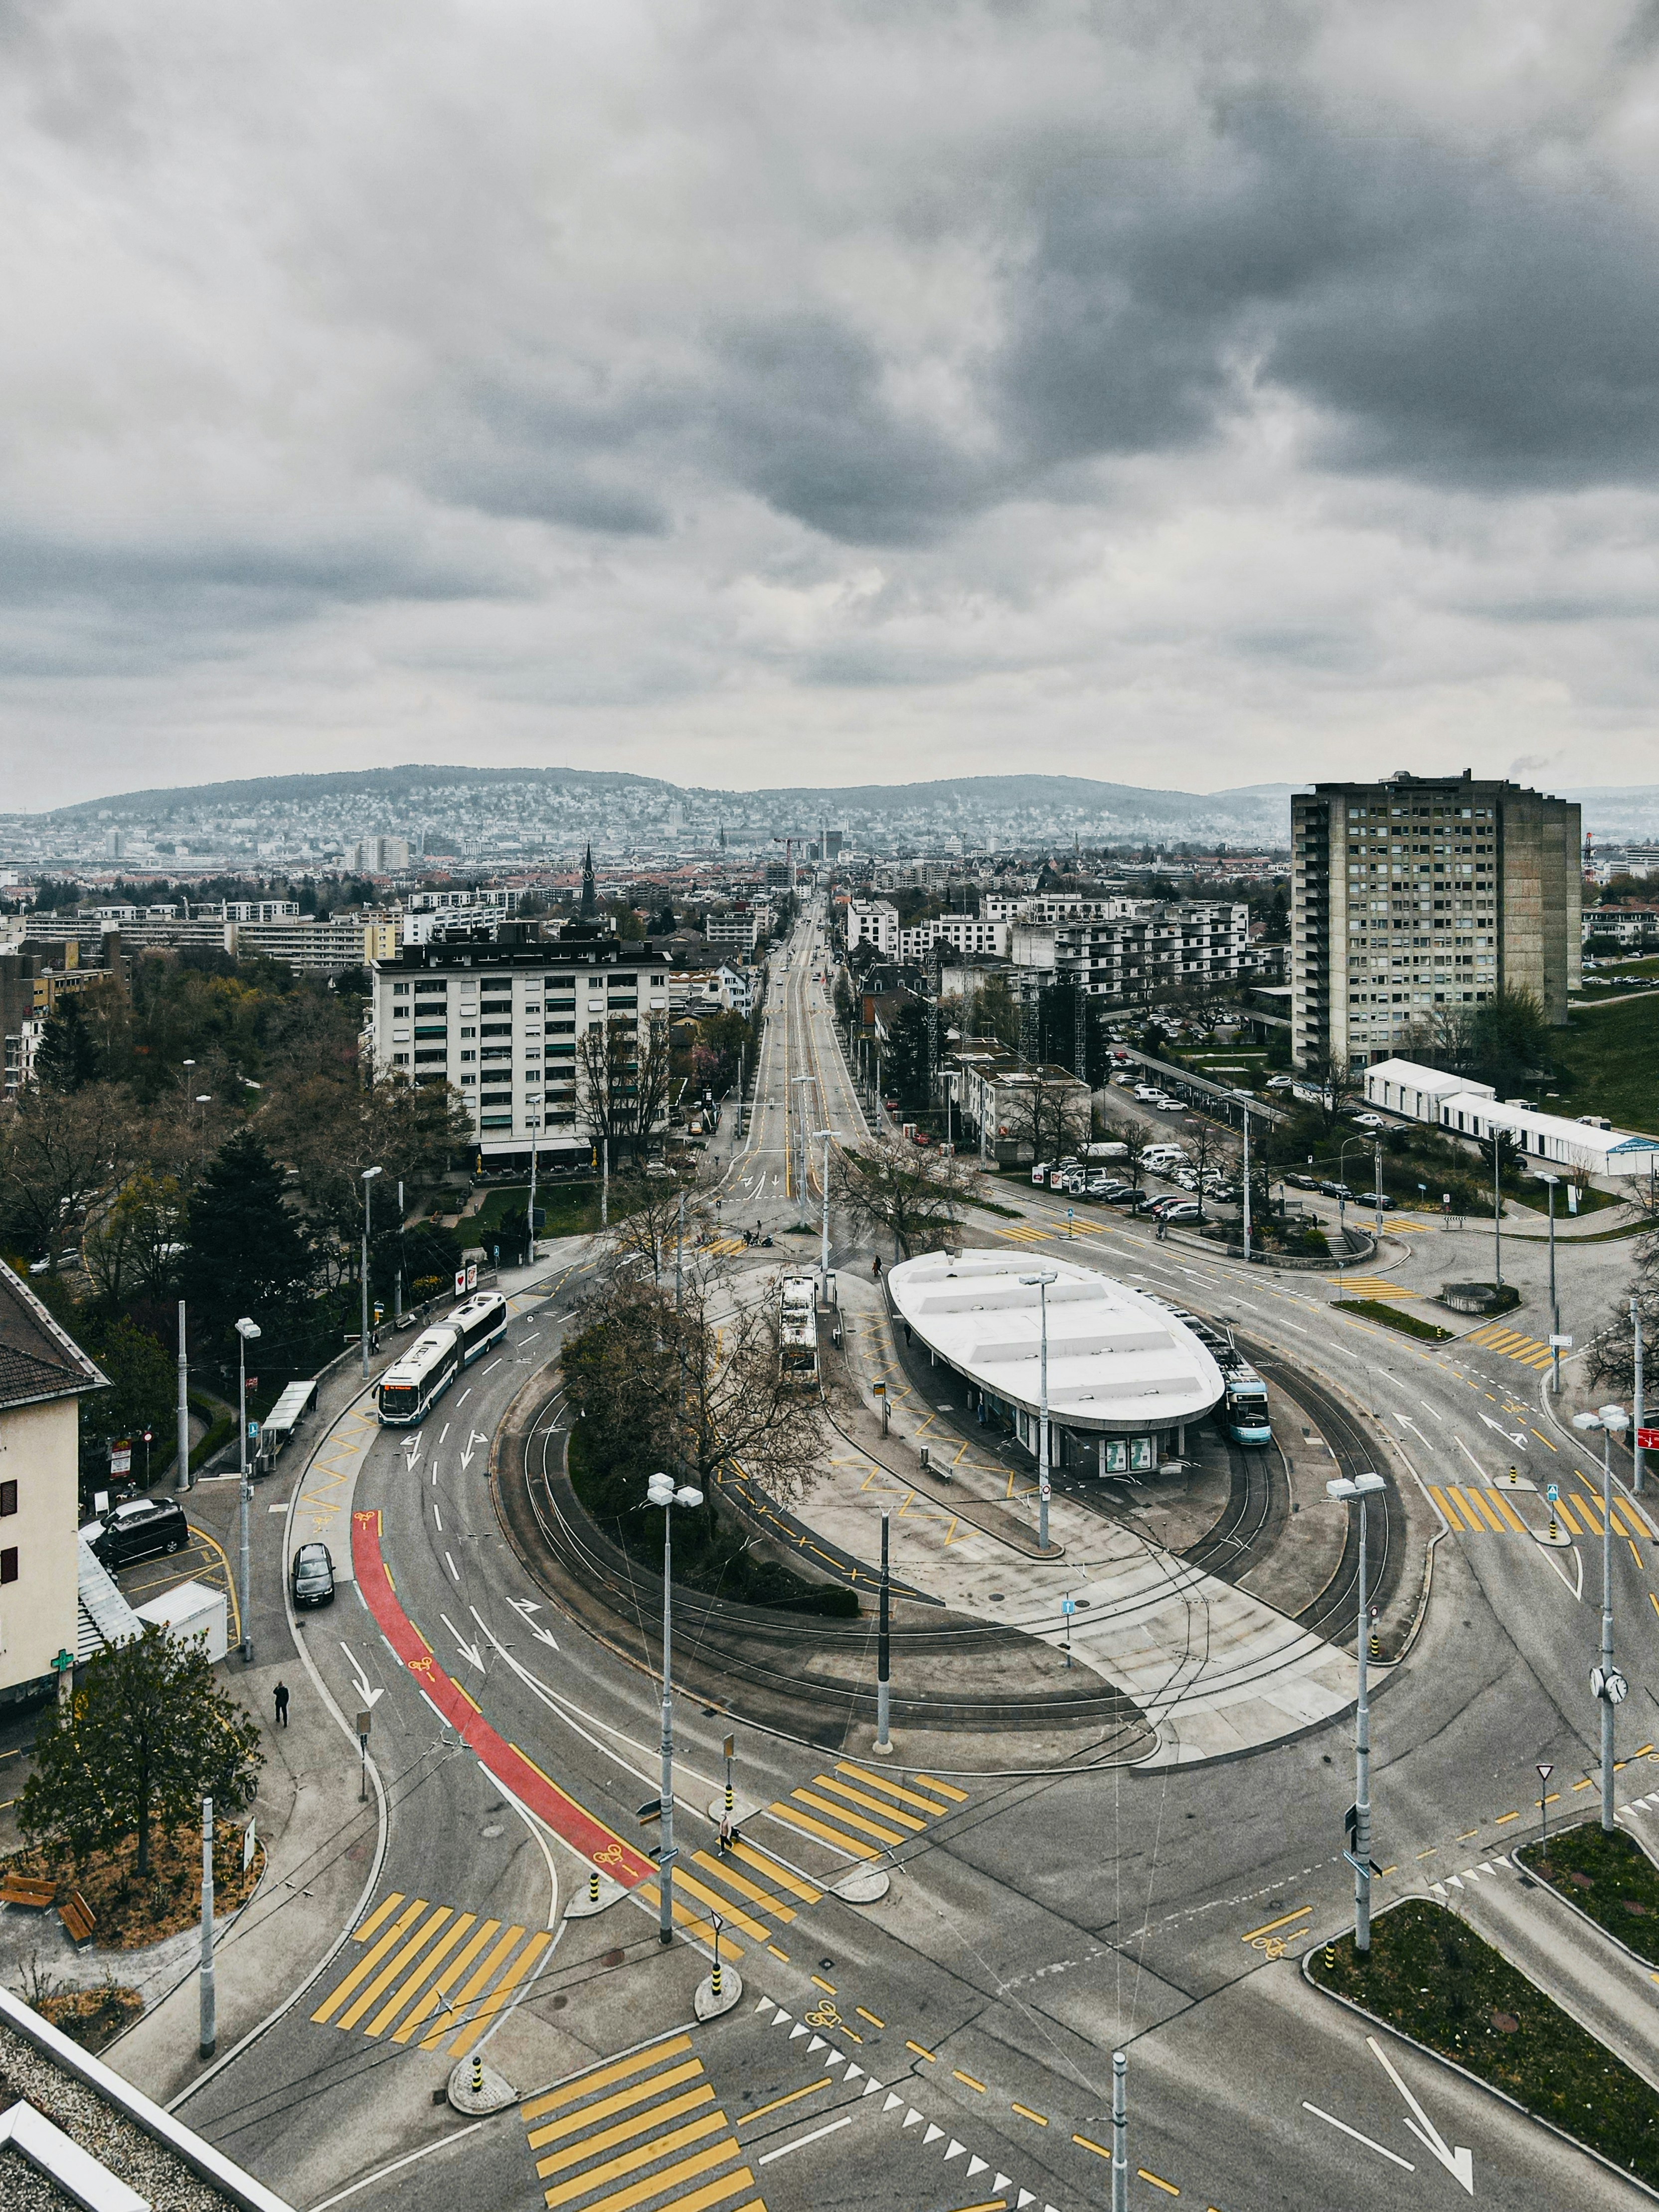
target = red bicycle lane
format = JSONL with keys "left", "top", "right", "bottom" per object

{"left": 351, "top": 1507, "right": 654, "bottom": 1888}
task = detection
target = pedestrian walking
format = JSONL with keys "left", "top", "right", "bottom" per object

{"left": 903, "top": 1321, "right": 911, "bottom": 1345}
{"left": 273, "top": 1681, "right": 290, "bottom": 1728}
{"left": 717, "top": 1814, "right": 733, "bottom": 1856}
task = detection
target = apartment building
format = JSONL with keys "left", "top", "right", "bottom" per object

{"left": 351, "top": 835, "right": 410, "bottom": 873}
{"left": 369, "top": 928, "right": 670, "bottom": 1163}
{"left": 0, "top": 1266, "right": 106, "bottom": 1708}
{"left": 705, "top": 905, "right": 764, "bottom": 956}
{"left": 0, "top": 939, "right": 128, "bottom": 1096}
{"left": 846, "top": 898, "right": 901, "bottom": 955}
{"left": 1009, "top": 902, "right": 1250, "bottom": 999}
{"left": 1291, "top": 773, "right": 1581, "bottom": 1072}
{"left": 1583, "top": 906, "right": 1659, "bottom": 946}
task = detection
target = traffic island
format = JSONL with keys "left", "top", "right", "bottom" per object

{"left": 1330, "top": 1298, "right": 1455, "bottom": 1342}
{"left": 1308, "top": 1898, "right": 1659, "bottom": 2186}
{"left": 1517, "top": 1822, "right": 1659, "bottom": 1969}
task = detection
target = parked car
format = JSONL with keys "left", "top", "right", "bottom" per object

{"left": 1104, "top": 1184, "right": 1142, "bottom": 1204}
{"left": 1266, "top": 1074, "right": 1296, "bottom": 1090}
{"left": 291, "top": 1541, "right": 336, "bottom": 1608}
{"left": 80, "top": 1496, "right": 190, "bottom": 1572}
{"left": 1351, "top": 1113, "right": 1387, "bottom": 1130}
{"left": 1319, "top": 1180, "right": 1353, "bottom": 1200}
{"left": 1285, "top": 1172, "right": 1321, "bottom": 1191}
{"left": 1172, "top": 1171, "right": 1199, "bottom": 1191}
{"left": 1161, "top": 1200, "right": 1202, "bottom": 1224}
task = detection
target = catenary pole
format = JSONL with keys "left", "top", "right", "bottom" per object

{"left": 198, "top": 1797, "right": 216, "bottom": 2059}
{"left": 175, "top": 1300, "right": 191, "bottom": 1492}
{"left": 875, "top": 1509, "right": 892, "bottom": 1756}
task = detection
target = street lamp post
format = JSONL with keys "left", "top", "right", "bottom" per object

{"left": 875, "top": 1508, "right": 892, "bottom": 1757}
{"left": 1241, "top": 1103, "right": 1252, "bottom": 1267}
{"left": 1020, "top": 1270, "right": 1057, "bottom": 1552}
{"left": 1540, "top": 1174, "right": 1560, "bottom": 1389}
{"left": 235, "top": 1318, "right": 260, "bottom": 1664}
{"left": 1327, "top": 1470, "right": 1386, "bottom": 1951}
{"left": 647, "top": 1470, "right": 704, "bottom": 1944}
{"left": 360, "top": 1166, "right": 382, "bottom": 1380}
{"left": 1573, "top": 1405, "right": 1631, "bottom": 1832}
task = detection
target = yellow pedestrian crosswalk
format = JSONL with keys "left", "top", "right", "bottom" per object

{"left": 1328, "top": 1275, "right": 1412, "bottom": 1301}
{"left": 521, "top": 2034, "right": 765, "bottom": 2212}
{"left": 1429, "top": 1484, "right": 1530, "bottom": 1536}
{"left": 703, "top": 1237, "right": 747, "bottom": 1257}
{"left": 1463, "top": 1322, "right": 1556, "bottom": 1369}
{"left": 994, "top": 1222, "right": 1053, "bottom": 1243}
{"left": 763, "top": 1762, "right": 967, "bottom": 1864}
{"left": 1432, "top": 1481, "right": 1654, "bottom": 1543}
{"left": 310, "top": 1891, "right": 552, "bottom": 2055}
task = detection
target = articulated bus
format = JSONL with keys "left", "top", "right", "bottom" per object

{"left": 779, "top": 1273, "right": 819, "bottom": 1385}
{"left": 377, "top": 1326, "right": 463, "bottom": 1426}
{"left": 451, "top": 1290, "right": 508, "bottom": 1365}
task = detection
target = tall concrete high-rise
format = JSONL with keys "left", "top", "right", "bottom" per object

{"left": 1290, "top": 771, "right": 1580, "bottom": 1072}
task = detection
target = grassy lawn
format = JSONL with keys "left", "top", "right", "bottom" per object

{"left": 1333, "top": 1298, "right": 1454, "bottom": 1341}
{"left": 1549, "top": 997, "right": 1659, "bottom": 1139}
{"left": 1311, "top": 1898, "right": 1659, "bottom": 2184}
{"left": 1517, "top": 1820, "right": 1659, "bottom": 1969}
{"left": 471, "top": 1180, "right": 612, "bottom": 1239}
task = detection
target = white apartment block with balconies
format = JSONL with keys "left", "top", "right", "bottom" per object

{"left": 370, "top": 932, "right": 670, "bottom": 1161}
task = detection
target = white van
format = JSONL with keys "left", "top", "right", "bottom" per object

{"left": 1143, "top": 1145, "right": 1187, "bottom": 1172}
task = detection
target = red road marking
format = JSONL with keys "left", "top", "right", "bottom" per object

{"left": 352, "top": 1510, "right": 652, "bottom": 1886}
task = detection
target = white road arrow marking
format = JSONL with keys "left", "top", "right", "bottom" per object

{"left": 338, "top": 1642, "right": 384, "bottom": 1709}
{"left": 458, "top": 1429, "right": 490, "bottom": 1471}
{"left": 1302, "top": 2103, "right": 1414, "bottom": 2171}
{"left": 1367, "top": 2035, "right": 1473, "bottom": 2194}
{"left": 506, "top": 1595, "right": 559, "bottom": 1648}
{"left": 1480, "top": 1412, "right": 1528, "bottom": 1451}
{"left": 440, "top": 1612, "right": 484, "bottom": 1670}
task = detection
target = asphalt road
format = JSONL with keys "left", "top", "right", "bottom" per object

{"left": 179, "top": 905, "right": 1659, "bottom": 2212}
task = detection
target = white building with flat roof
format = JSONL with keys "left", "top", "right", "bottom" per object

{"left": 885, "top": 1248, "right": 1224, "bottom": 1475}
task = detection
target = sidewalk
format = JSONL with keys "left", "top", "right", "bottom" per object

{"left": 108, "top": 1338, "right": 405, "bottom": 2108}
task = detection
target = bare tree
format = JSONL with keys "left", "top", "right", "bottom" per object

{"left": 999, "top": 1067, "right": 1090, "bottom": 1164}
{"left": 564, "top": 1261, "right": 829, "bottom": 1512}
{"left": 1589, "top": 1176, "right": 1659, "bottom": 1399}
{"left": 833, "top": 1137, "right": 977, "bottom": 1260}
{"left": 609, "top": 1157, "right": 709, "bottom": 1284}
{"left": 1299, "top": 1045, "right": 1360, "bottom": 1138}
{"left": 1117, "top": 1118, "right": 1151, "bottom": 1194}
{"left": 0, "top": 1083, "right": 139, "bottom": 1271}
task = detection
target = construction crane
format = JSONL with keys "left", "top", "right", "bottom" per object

{"left": 772, "top": 835, "right": 801, "bottom": 887}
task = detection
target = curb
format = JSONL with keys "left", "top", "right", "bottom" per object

{"left": 1300, "top": 1900, "right": 1659, "bottom": 2205}
{"left": 1508, "top": 1816, "right": 1659, "bottom": 1977}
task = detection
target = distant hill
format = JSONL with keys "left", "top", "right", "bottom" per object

{"left": 13, "top": 766, "right": 1656, "bottom": 852}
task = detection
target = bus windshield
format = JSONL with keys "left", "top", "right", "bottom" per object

{"left": 379, "top": 1381, "right": 420, "bottom": 1420}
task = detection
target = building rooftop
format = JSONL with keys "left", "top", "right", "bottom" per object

{"left": 0, "top": 1269, "right": 106, "bottom": 1416}
{"left": 885, "top": 1249, "right": 1225, "bottom": 1435}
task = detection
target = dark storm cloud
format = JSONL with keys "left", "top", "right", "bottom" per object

{"left": 995, "top": 94, "right": 1659, "bottom": 500}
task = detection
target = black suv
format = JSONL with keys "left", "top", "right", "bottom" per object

{"left": 80, "top": 1497, "right": 190, "bottom": 1572}
{"left": 291, "top": 1543, "right": 335, "bottom": 1608}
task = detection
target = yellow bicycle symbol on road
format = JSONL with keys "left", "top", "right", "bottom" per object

{"left": 593, "top": 1844, "right": 627, "bottom": 1869}
{"left": 804, "top": 2002, "right": 843, "bottom": 2030}
{"left": 1248, "top": 1934, "right": 1288, "bottom": 1962}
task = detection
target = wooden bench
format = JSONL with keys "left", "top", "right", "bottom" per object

{"left": 0, "top": 1874, "right": 55, "bottom": 1911}
{"left": 59, "top": 1890, "right": 97, "bottom": 1947}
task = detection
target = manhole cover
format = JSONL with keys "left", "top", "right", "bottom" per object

{"left": 1490, "top": 2009, "right": 1519, "bottom": 2034}
{"left": 988, "top": 1593, "right": 1005, "bottom": 1603}
{"left": 601, "top": 1947, "right": 626, "bottom": 1967}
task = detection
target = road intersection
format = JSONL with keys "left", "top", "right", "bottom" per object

{"left": 161, "top": 905, "right": 1659, "bottom": 2211}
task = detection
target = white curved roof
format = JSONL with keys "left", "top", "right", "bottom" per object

{"left": 886, "top": 1248, "right": 1224, "bottom": 1434}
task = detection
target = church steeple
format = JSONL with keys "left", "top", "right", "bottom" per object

{"left": 579, "top": 841, "right": 597, "bottom": 918}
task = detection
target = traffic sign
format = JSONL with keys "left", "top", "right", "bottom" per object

{"left": 1536, "top": 1762, "right": 1553, "bottom": 1783}
{"left": 1638, "top": 1428, "right": 1659, "bottom": 1452}
{"left": 109, "top": 1440, "right": 131, "bottom": 1476}
{"left": 637, "top": 1797, "right": 663, "bottom": 1825}
{"left": 1061, "top": 1597, "right": 1076, "bottom": 1618}
{"left": 243, "top": 1817, "right": 257, "bottom": 1873}
{"left": 1546, "top": 1483, "right": 1559, "bottom": 1502}
{"left": 1548, "top": 1334, "right": 1572, "bottom": 1350}
{"left": 355, "top": 1709, "right": 372, "bottom": 1739}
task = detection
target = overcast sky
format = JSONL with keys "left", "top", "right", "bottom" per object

{"left": 4, "top": 0, "right": 1659, "bottom": 811}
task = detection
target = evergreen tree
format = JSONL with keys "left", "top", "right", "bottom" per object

{"left": 182, "top": 1128, "right": 313, "bottom": 1362}
{"left": 34, "top": 1001, "right": 99, "bottom": 1093}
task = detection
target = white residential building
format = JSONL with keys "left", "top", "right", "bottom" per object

{"left": 370, "top": 932, "right": 671, "bottom": 1163}
{"left": 846, "top": 898, "right": 900, "bottom": 956}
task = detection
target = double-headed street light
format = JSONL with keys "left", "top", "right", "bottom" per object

{"left": 235, "top": 1317, "right": 260, "bottom": 1664}
{"left": 816, "top": 1129, "right": 833, "bottom": 1280}
{"left": 1327, "top": 1469, "right": 1386, "bottom": 1951}
{"left": 1020, "top": 1271, "right": 1058, "bottom": 1552}
{"left": 647, "top": 1469, "right": 704, "bottom": 1945}
{"left": 1539, "top": 1173, "right": 1562, "bottom": 1389}
{"left": 360, "top": 1166, "right": 383, "bottom": 1379}
{"left": 1573, "top": 1403, "right": 1631, "bottom": 1832}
